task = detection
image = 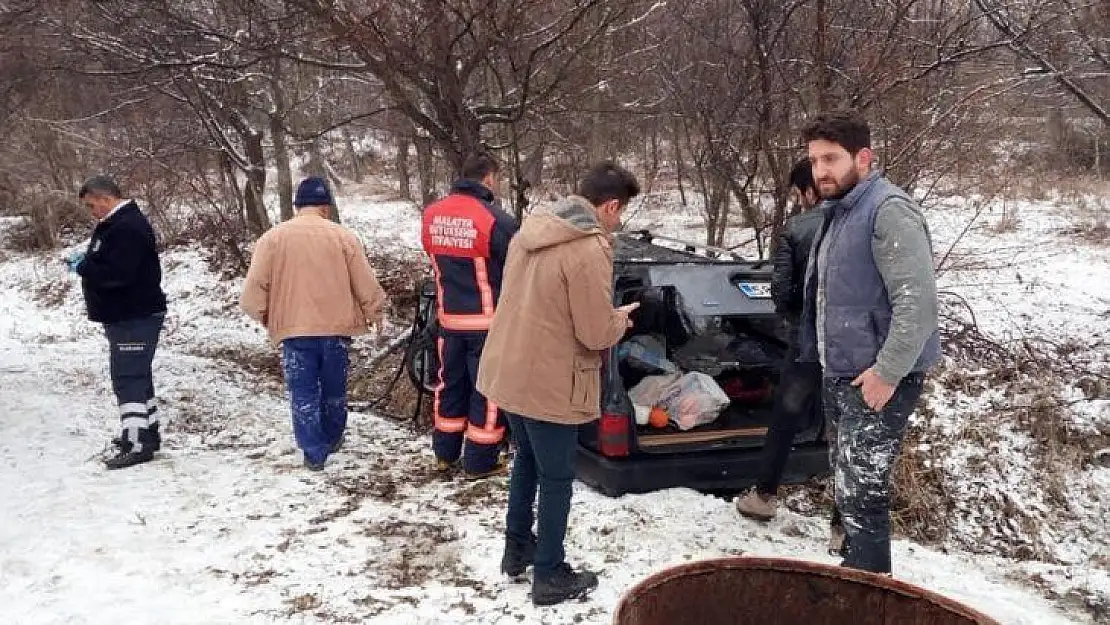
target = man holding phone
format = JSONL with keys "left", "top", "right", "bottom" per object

{"left": 477, "top": 161, "right": 640, "bottom": 606}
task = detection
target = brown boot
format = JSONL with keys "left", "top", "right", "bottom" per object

{"left": 463, "top": 457, "right": 508, "bottom": 480}
{"left": 735, "top": 490, "right": 777, "bottom": 521}
{"left": 435, "top": 458, "right": 459, "bottom": 473}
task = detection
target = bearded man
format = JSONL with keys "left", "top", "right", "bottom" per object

{"left": 796, "top": 110, "right": 940, "bottom": 576}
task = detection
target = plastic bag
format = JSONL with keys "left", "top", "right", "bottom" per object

{"left": 628, "top": 372, "right": 682, "bottom": 408}
{"left": 658, "top": 372, "right": 730, "bottom": 431}
{"left": 618, "top": 335, "right": 679, "bottom": 374}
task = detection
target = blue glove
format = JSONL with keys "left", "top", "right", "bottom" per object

{"left": 65, "top": 251, "right": 86, "bottom": 273}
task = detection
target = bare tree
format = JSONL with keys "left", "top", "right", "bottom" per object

{"left": 973, "top": 0, "right": 1109, "bottom": 126}
{"left": 290, "top": 0, "right": 644, "bottom": 177}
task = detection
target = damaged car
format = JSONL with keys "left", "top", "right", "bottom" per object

{"left": 406, "top": 230, "right": 830, "bottom": 496}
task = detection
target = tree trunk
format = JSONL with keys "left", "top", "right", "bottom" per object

{"left": 815, "top": 0, "right": 830, "bottom": 111}
{"left": 242, "top": 128, "right": 271, "bottom": 235}
{"left": 711, "top": 174, "right": 730, "bottom": 247}
{"left": 415, "top": 134, "right": 436, "bottom": 206}
{"left": 396, "top": 135, "right": 412, "bottom": 200}
{"left": 509, "top": 123, "right": 530, "bottom": 220}
{"left": 648, "top": 125, "right": 660, "bottom": 181}
{"left": 342, "top": 127, "right": 364, "bottom": 183}
{"left": 523, "top": 140, "right": 545, "bottom": 189}
{"left": 269, "top": 61, "right": 294, "bottom": 222}
{"left": 674, "top": 125, "right": 688, "bottom": 207}
{"left": 271, "top": 116, "right": 294, "bottom": 222}
{"left": 304, "top": 140, "right": 342, "bottom": 225}
{"left": 219, "top": 151, "right": 248, "bottom": 234}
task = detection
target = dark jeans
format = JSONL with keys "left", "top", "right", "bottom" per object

{"left": 504, "top": 413, "right": 578, "bottom": 580}
{"left": 282, "top": 336, "right": 350, "bottom": 464}
{"left": 756, "top": 360, "right": 822, "bottom": 495}
{"left": 824, "top": 373, "right": 925, "bottom": 574}
{"left": 104, "top": 314, "right": 164, "bottom": 453}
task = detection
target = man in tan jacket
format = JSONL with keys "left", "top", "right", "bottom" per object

{"left": 477, "top": 162, "right": 640, "bottom": 606}
{"left": 240, "top": 177, "right": 386, "bottom": 470}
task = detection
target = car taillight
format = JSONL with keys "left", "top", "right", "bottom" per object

{"left": 598, "top": 412, "right": 630, "bottom": 457}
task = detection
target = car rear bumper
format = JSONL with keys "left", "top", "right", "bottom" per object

{"left": 575, "top": 443, "right": 830, "bottom": 497}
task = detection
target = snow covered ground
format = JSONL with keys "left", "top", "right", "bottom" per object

{"left": 0, "top": 188, "right": 1104, "bottom": 624}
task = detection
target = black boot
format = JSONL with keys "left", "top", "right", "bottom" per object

{"left": 500, "top": 534, "right": 538, "bottom": 579}
{"left": 149, "top": 422, "right": 161, "bottom": 452}
{"left": 105, "top": 448, "right": 154, "bottom": 470}
{"left": 106, "top": 427, "right": 156, "bottom": 470}
{"left": 113, "top": 423, "right": 160, "bottom": 452}
{"left": 532, "top": 563, "right": 599, "bottom": 606}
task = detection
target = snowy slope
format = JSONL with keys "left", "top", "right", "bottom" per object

{"left": 0, "top": 192, "right": 1100, "bottom": 624}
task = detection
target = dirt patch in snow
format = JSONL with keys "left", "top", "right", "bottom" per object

{"left": 191, "top": 344, "right": 285, "bottom": 388}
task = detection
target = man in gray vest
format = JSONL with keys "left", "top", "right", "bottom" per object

{"left": 797, "top": 111, "right": 940, "bottom": 575}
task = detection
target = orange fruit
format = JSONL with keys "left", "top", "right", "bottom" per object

{"left": 649, "top": 406, "right": 670, "bottom": 429}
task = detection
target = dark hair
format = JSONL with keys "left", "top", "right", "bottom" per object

{"left": 577, "top": 161, "right": 641, "bottom": 206}
{"left": 460, "top": 151, "right": 500, "bottom": 181}
{"left": 788, "top": 158, "right": 816, "bottom": 194}
{"left": 801, "top": 110, "right": 871, "bottom": 155}
{"left": 78, "top": 175, "right": 122, "bottom": 199}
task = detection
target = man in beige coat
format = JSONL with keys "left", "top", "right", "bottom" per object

{"left": 240, "top": 177, "right": 386, "bottom": 470}
{"left": 477, "top": 162, "right": 640, "bottom": 606}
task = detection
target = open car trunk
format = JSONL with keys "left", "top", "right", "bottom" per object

{"left": 610, "top": 256, "right": 822, "bottom": 455}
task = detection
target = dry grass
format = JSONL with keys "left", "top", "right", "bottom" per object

{"left": 885, "top": 303, "right": 1108, "bottom": 560}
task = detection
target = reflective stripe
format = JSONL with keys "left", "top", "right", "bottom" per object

{"left": 430, "top": 257, "right": 448, "bottom": 330}
{"left": 467, "top": 397, "right": 504, "bottom": 444}
{"left": 465, "top": 424, "right": 505, "bottom": 445}
{"left": 433, "top": 336, "right": 446, "bottom": 422}
{"left": 146, "top": 399, "right": 157, "bottom": 410}
{"left": 119, "top": 402, "right": 148, "bottom": 416}
{"left": 429, "top": 241, "right": 496, "bottom": 332}
{"left": 438, "top": 313, "right": 494, "bottom": 332}
{"left": 473, "top": 257, "right": 495, "bottom": 317}
{"left": 120, "top": 415, "right": 148, "bottom": 430}
{"left": 484, "top": 398, "right": 499, "bottom": 432}
{"left": 436, "top": 415, "right": 468, "bottom": 433}
{"left": 432, "top": 337, "right": 467, "bottom": 433}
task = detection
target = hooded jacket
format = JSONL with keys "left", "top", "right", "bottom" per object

{"left": 476, "top": 196, "right": 628, "bottom": 425}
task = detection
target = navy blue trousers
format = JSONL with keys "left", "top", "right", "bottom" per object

{"left": 433, "top": 332, "right": 505, "bottom": 473}
{"left": 104, "top": 314, "right": 164, "bottom": 453}
{"left": 282, "top": 336, "right": 350, "bottom": 464}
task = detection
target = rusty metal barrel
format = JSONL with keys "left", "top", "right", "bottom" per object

{"left": 613, "top": 557, "right": 1000, "bottom": 625}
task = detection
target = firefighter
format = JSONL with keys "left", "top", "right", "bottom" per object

{"left": 421, "top": 151, "right": 519, "bottom": 478}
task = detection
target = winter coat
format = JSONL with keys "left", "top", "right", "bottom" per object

{"left": 476, "top": 196, "right": 628, "bottom": 425}
{"left": 240, "top": 213, "right": 387, "bottom": 344}
{"left": 420, "top": 180, "right": 518, "bottom": 333}
{"left": 770, "top": 208, "right": 823, "bottom": 321}
{"left": 77, "top": 201, "right": 167, "bottom": 324}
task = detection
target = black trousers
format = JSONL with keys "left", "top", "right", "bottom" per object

{"left": 755, "top": 358, "right": 822, "bottom": 495}
{"left": 104, "top": 314, "right": 164, "bottom": 453}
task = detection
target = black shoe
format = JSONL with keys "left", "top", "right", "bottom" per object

{"left": 500, "top": 535, "right": 538, "bottom": 579}
{"left": 532, "top": 563, "right": 599, "bottom": 606}
{"left": 304, "top": 457, "right": 326, "bottom": 471}
{"left": 105, "top": 449, "right": 154, "bottom": 470}
{"left": 149, "top": 423, "right": 162, "bottom": 452}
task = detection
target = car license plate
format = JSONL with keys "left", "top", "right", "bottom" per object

{"left": 738, "top": 282, "right": 772, "bottom": 299}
